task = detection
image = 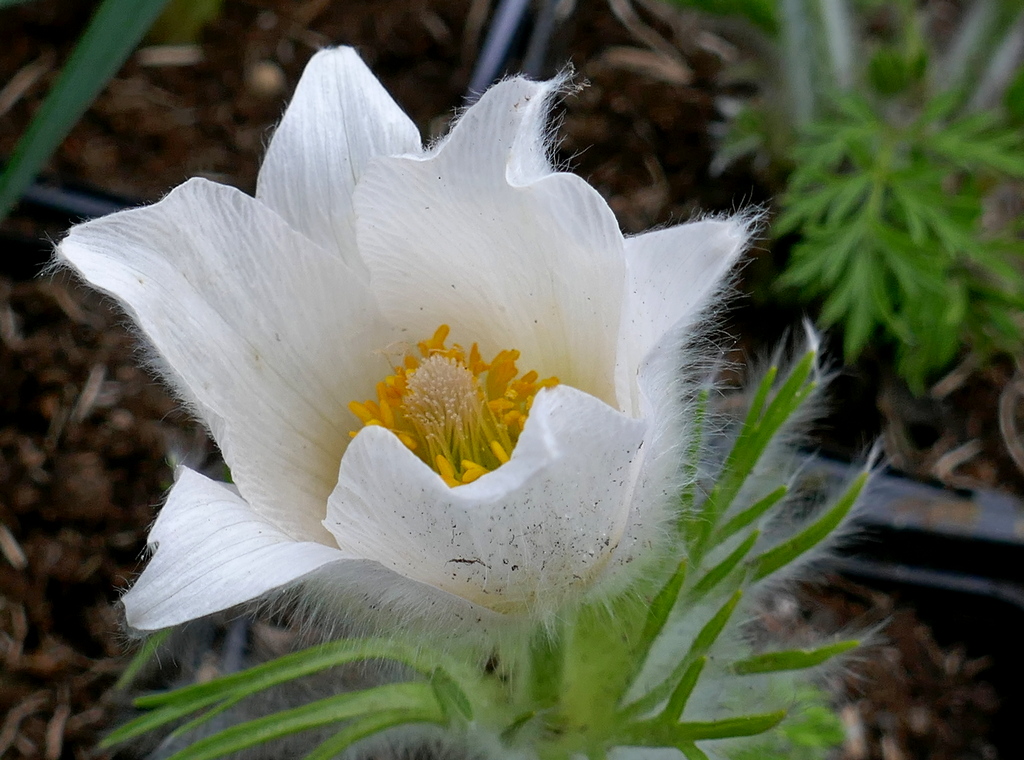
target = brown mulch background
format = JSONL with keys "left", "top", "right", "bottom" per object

{"left": 0, "top": 0, "right": 1014, "bottom": 758}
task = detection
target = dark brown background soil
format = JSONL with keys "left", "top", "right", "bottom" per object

{"left": 0, "top": 1, "right": 1012, "bottom": 758}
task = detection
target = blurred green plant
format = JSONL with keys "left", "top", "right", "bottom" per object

{"left": 729, "top": 684, "right": 846, "bottom": 760}
{"left": 0, "top": 0, "right": 223, "bottom": 221}
{"left": 778, "top": 91, "right": 1024, "bottom": 388}
{"left": 678, "top": 0, "right": 1024, "bottom": 392}
{"left": 150, "top": 0, "right": 224, "bottom": 44}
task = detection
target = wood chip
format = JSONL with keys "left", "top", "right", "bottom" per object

{"left": 881, "top": 733, "right": 906, "bottom": 760}
{"left": 0, "top": 50, "right": 54, "bottom": 118}
{"left": 999, "top": 374, "right": 1024, "bottom": 478}
{"left": 0, "top": 692, "right": 48, "bottom": 757}
{"left": 931, "top": 438, "right": 983, "bottom": 484}
{"left": 841, "top": 702, "right": 868, "bottom": 760}
{"left": 136, "top": 44, "right": 204, "bottom": 67}
{"left": 69, "top": 363, "right": 107, "bottom": 425}
{"left": 595, "top": 46, "right": 692, "bottom": 85}
{"left": 14, "top": 733, "right": 38, "bottom": 756}
{"left": 64, "top": 706, "right": 105, "bottom": 734}
{"left": 0, "top": 304, "right": 24, "bottom": 349}
{"left": 44, "top": 700, "right": 70, "bottom": 760}
{"left": 607, "top": 0, "right": 692, "bottom": 75}
{"left": 0, "top": 523, "right": 28, "bottom": 570}
{"left": 5, "top": 603, "right": 28, "bottom": 668}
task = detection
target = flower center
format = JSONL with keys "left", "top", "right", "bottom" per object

{"left": 348, "top": 325, "right": 559, "bottom": 487}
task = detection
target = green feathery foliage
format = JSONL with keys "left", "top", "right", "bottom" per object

{"left": 697, "top": 0, "right": 1024, "bottom": 391}
{"left": 777, "top": 92, "right": 1024, "bottom": 391}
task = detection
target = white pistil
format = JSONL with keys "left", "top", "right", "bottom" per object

{"left": 404, "top": 355, "right": 481, "bottom": 463}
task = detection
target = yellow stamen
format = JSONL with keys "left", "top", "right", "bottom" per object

{"left": 461, "top": 460, "right": 490, "bottom": 484}
{"left": 347, "top": 324, "right": 558, "bottom": 487}
{"left": 489, "top": 440, "right": 510, "bottom": 464}
{"left": 348, "top": 401, "right": 377, "bottom": 425}
{"left": 378, "top": 396, "right": 394, "bottom": 428}
{"left": 419, "top": 324, "right": 451, "bottom": 355}
{"left": 435, "top": 454, "right": 458, "bottom": 486}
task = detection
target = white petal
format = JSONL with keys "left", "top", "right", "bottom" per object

{"left": 354, "top": 77, "right": 626, "bottom": 406}
{"left": 256, "top": 47, "right": 422, "bottom": 263}
{"left": 58, "top": 178, "right": 391, "bottom": 542}
{"left": 618, "top": 218, "right": 748, "bottom": 412}
{"left": 324, "top": 386, "right": 646, "bottom": 614}
{"left": 124, "top": 468, "right": 347, "bottom": 631}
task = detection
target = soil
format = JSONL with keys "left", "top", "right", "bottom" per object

{"left": 0, "top": 0, "right": 1013, "bottom": 758}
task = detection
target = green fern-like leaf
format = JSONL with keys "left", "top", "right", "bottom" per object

{"left": 778, "top": 92, "right": 1024, "bottom": 390}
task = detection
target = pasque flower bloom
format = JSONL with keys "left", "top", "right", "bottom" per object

{"left": 58, "top": 48, "right": 749, "bottom": 633}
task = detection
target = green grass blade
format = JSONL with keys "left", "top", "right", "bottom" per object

{"left": 500, "top": 711, "right": 537, "bottom": 744}
{"left": 693, "top": 353, "right": 816, "bottom": 556}
{"left": 114, "top": 628, "right": 172, "bottom": 690}
{"left": 689, "top": 531, "right": 759, "bottom": 599}
{"left": 430, "top": 667, "right": 473, "bottom": 722}
{"left": 743, "top": 353, "right": 816, "bottom": 460}
{"left": 135, "top": 639, "right": 428, "bottom": 709}
{"left": 752, "top": 471, "right": 867, "bottom": 581}
{"left": 713, "top": 486, "right": 788, "bottom": 545}
{"left": 162, "top": 682, "right": 443, "bottom": 760}
{"left": 679, "top": 742, "right": 710, "bottom": 760}
{"left": 639, "top": 559, "right": 687, "bottom": 650}
{"left": 662, "top": 657, "right": 706, "bottom": 722}
{"left": 622, "top": 590, "right": 743, "bottom": 718}
{"left": 107, "top": 639, "right": 435, "bottom": 745}
{"left": 165, "top": 692, "right": 248, "bottom": 741}
{"left": 625, "top": 710, "right": 786, "bottom": 745}
{"left": 679, "top": 389, "right": 710, "bottom": 514}
{"left": 744, "top": 365, "right": 778, "bottom": 429}
{"left": 0, "top": 0, "right": 172, "bottom": 219}
{"left": 303, "top": 709, "right": 440, "bottom": 760}
{"left": 104, "top": 693, "right": 227, "bottom": 746}
{"left": 689, "top": 589, "right": 743, "bottom": 657}
{"left": 675, "top": 710, "right": 788, "bottom": 741}
{"left": 732, "top": 640, "right": 860, "bottom": 675}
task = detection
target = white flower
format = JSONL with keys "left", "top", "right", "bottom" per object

{"left": 57, "top": 48, "right": 748, "bottom": 634}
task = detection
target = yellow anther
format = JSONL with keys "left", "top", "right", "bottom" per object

{"left": 435, "top": 454, "right": 455, "bottom": 479}
{"left": 468, "top": 343, "right": 486, "bottom": 375}
{"left": 348, "top": 401, "right": 377, "bottom": 425}
{"left": 490, "top": 440, "right": 510, "bottom": 464}
{"left": 419, "top": 324, "right": 451, "bottom": 355}
{"left": 488, "top": 398, "right": 514, "bottom": 414}
{"left": 398, "top": 432, "right": 418, "bottom": 451}
{"left": 461, "top": 465, "right": 488, "bottom": 484}
{"left": 435, "top": 454, "right": 459, "bottom": 487}
{"left": 378, "top": 396, "right": 394, "bottom": 428}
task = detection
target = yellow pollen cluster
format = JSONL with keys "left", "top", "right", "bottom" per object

{"left": 348, "top": 325, "right": 559, "bottom": 487}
